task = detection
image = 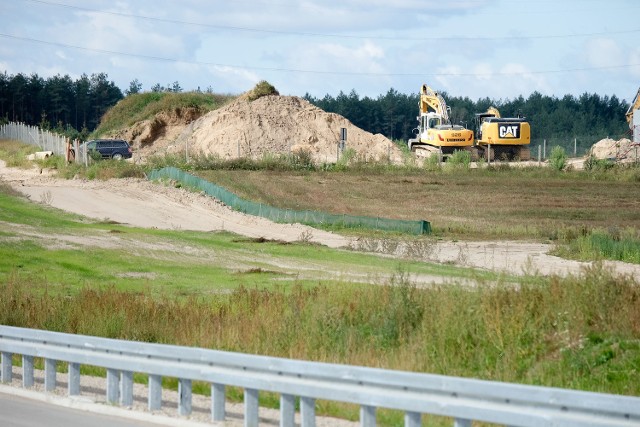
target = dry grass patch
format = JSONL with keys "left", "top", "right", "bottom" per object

{"left": 196, "top": 168, "right": 640, "bottom": 240}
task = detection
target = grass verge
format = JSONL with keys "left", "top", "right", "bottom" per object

{"left": 551, "top": 227, "right": 640, "bottom": 264}
{"left": 2, "top": 264, "right": 639, "bottom": 424}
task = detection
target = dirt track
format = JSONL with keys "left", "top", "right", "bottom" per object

{"left": 2, "top": 160, "right": 640, "bottom": 280}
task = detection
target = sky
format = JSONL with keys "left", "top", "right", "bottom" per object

{"left": 1, "top": 0, "right": 639, "bottom": 104}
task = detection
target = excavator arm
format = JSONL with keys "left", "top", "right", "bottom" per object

{"left": 419, "top": 84, "right": 450, "bottom": 123}
{"left": 486, "top": 106, "right": 501, "bottom": 118}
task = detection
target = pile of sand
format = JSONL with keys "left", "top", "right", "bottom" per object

{"left": 588, "top": 137, "right": 639, "bottom": 163}
{"left": 113, "top": 95, "right": 403, "bottom": 164}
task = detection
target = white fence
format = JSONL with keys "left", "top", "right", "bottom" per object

{"left": 0, "top": 326, "right": 638, "bottom": 427}
{"left": 0, "top": 122, "right": 69, "bottom": 156}
{"left": 0, "top": 122, "right": 89, "bottom": 164}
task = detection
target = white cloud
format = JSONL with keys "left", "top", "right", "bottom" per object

{"left": 54, "top": 51, "right": 68, "bottom": 60}
{"left": 472, "top": 63, "right": 493, "bottom": 81}
{"left": 584, "top": 38, "right": 624, "bottom": 68}
{"left": 1, "top": 0, "right": 637, "bottom": 100}
{"left": 629, "top": 48, "right": 640, "bottom": 78}
{"left": 290, "top": 40, "right": 386, "bottom": 74}
{"left": 211, "top": 65, "right": 260, "bottom": 82}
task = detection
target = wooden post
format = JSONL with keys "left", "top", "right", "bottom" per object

{"left": 538, "top": 145, "right": 542, "bottom": 166}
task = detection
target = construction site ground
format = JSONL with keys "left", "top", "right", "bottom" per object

{"left": 2, "top": 160, "right": 639, "bottom": 281}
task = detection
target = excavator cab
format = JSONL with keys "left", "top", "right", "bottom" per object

{"left": 425, "top": 115, "right": 442, "bottom": 130}
{"left": 474, "top": 112, "right": 497, "bottom": 140}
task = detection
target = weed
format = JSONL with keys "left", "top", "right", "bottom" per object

{"left": 39, "top": 190, "right": 53, "bottom": 205}
{"left": 552, "top": 227, "right": 640, "bottom": 264}
{"left": 247, "top": 81, "right": 279, "bottom": 102}
{"left": 1, "top": 265, "right": 638, "bottom": 397}
{"left": 297, "top": 229, "right": 313, "bottom": 243}
{"left": 423, "top": 153, "right": 441, "bottom": 171}
{"left": 549, "top": 146, "right": 567, "bottom": 171}
{"left": 445, "top": 150, "right": 471, "bottom": 170}
{"left": 584, "top": 155, "right": 614, "bottom": 171}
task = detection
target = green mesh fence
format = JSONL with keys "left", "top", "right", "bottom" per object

{"left": 148, "top": 167, "right": 431, "bottom": 235}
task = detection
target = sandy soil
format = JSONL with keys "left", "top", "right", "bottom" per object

{"left": 110, "top": 95, "right": 403, "bottom": 165}
{"left": 2, "top": 160, "right": 639, "bottom": 280}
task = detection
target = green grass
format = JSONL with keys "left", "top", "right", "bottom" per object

{"left": 93, "top": 91, "right": 236, "bottom": 137}
{"left": 552, "top": 227, "right": 640, "bottom": 264}
{"left": 2, "top": 265, "right": 639, "bottom": 394}
{"left": 0, "top": 140, "right": 39, "bottom": 167}
{"left": 0, "top": 182, "right": 495, "bottom": 298}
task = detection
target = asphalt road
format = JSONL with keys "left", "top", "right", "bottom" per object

{"left": 0, "top": 393, "right": 165, "bottom": 427}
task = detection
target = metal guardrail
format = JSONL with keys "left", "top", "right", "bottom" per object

{"left": 0, "top": 325, "right": 639, "bottom": 427}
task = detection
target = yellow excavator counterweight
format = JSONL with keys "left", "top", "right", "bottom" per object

{"left": 474, "top": 107, "right": 531, "bottom": 161}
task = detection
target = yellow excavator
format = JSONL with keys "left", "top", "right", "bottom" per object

{"left": 627, "top": 87, "right": 640, "bottom": 143}
{"left": 474, "top": 107, "right": 531, "bottom": 161}
{"left": 407, "top": 84, "right": 474, "bottom": 158}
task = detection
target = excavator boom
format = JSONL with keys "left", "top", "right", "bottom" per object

{"left": 419, "top": 84, "right": 450, "bottom": 123}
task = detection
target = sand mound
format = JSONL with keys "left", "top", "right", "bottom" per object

{"left": 589, "top": 137, "right": 639, "bottom": 162}
{"left": 114, "top": 95, "right": 403, "bottom": 164}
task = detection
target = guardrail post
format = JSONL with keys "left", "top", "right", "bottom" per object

{"left": 23, "top": 355, "right": 34, "bottom": 388}
{"left": 107, "top": 368, "right": 120, "bottom": 404}
{"left": 244, "top": 388, "right": 259, "bottom": 427}
{"left": 179, "top": 378, "right": 192, "bottom": 416}
{"left": 212, "top": 383, "right": 226, "bottom": 421}
{"left": 280, "top": 394, "right": 295, "bottom": 427}
{"left": 45, "top": 358, "right": 56, "bottom": 391}
{"left": 454, "top": 418, "right": 472, "bottom": 427}
{"left": 300, "top": 396, "right": 316, "bottom": 427}
{"left": 1, "top": 352, "right": 12, "bottom": 383}
{"left": 360, "top": 405, "right": 376, "bottom": 427}
{"left": 121, "top": 370, "right": 133, "bottom": 406}
{"left": 68, "top": 362, "right": 80, "bottom": 395}
{"left": 149, "top": 374, "right": 162, "bottom": 410}
{"left": 404, "top": 411, "right": 421, "bottom": 427}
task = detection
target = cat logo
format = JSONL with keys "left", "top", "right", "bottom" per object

{"left": 499, "top": 124, "right": 520, "bottom": 138}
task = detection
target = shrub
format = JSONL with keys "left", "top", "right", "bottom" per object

{"left": 584, "top": 155, "right": 614, "bottom": 171}
{"left": 549, "top": 146, "right": 567, "bottom": 171}
{"left": 445, "top": 149, "right": 471, "bottom": 170}
{"left": 247, "top": 81, "right": 279, "bottom": 101}
{"left": 424, "top": 153, "right": 441, "bottom": 171}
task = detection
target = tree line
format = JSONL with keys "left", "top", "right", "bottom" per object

{"left": 0, "top": 72, "right": 219, "bottom": 140}
{"left": 0, "top": 71, "right": 124, "bottom": 140}
{"left": 304, "top": 88, "right": 631, "bottom": 153}
{"left": 0, "top": 71, "right": 631, "bottom": 152}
